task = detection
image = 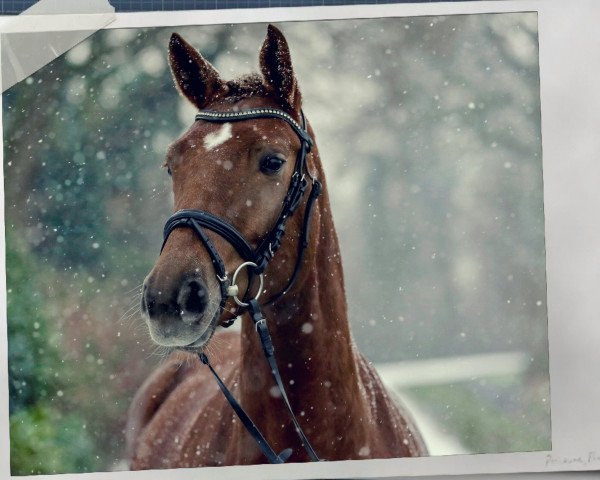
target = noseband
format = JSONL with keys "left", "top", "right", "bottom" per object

{"left": 160, "top": 107, "right": 322, "bottom": 463}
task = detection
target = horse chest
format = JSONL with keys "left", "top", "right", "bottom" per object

{"left": 129, "top": 354, "right": 240, "bottom": 468}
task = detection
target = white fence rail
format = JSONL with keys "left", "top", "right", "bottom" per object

{"left": 376, "top": 351, "right": 529, "bottom": 388}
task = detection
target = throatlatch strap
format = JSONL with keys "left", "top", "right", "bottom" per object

{"left": 198, "top": 352, "right": 293, "bottom": 464}
{"left": 264, "top": 179, "right": 322, "bottom": 306}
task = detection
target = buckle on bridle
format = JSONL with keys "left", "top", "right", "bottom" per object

{"left": 254, "top": 318, "right": 266, "bottom": 331}
{"left": 217, "top": 273, "right": 229, "bottom": 283}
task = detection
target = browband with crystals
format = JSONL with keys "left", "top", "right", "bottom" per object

{"left": 195, "top": 108, "right": 313, "bottom": 147}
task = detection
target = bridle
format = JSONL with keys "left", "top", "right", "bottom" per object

{"left": 160, "top": 107, "right": 322, "bottom": 463}
{"left": 162, "top": 107, "right": 321, "bottom": 322}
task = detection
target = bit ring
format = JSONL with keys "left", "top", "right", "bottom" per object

{"left": 230, "top": 261, "right": 264, "bottom": 307}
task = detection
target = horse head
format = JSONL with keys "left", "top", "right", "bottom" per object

{"left": 141, "top": 25, "right": 315, "bottom": 349}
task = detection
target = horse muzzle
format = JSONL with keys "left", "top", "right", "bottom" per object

{"left": 141, "top": 273, "right": 219, "bottom": 348}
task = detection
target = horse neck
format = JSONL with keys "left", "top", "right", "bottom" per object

{"left": 238, "top": 147, "right": 370, "bottom": 448}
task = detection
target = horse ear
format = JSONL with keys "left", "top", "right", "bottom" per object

{"left": 259, "top": 25, "right": 302, "bottom": 111}
{"left": 168, "top": 33, "right": 226, "bottom": 109}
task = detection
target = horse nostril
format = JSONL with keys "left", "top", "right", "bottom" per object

{"left": 142, "top": 284, "right": 176, "bottom": 319}
{"left": 178, "top": 278, "right": 208, "bottom": 318}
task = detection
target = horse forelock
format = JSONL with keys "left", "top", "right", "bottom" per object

{"left": 222, "top": 74, "right": 269, "bottom": 102}
{"left": 221, "top": 73, "right": 300, "bottom": 115}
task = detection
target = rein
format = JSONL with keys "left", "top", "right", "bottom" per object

{"left": 160, "top": 107, "right": 322, "bottom": 463}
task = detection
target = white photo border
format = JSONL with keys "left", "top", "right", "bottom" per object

{"left": 2, "top": 1, "right": 599, "bottom": 478}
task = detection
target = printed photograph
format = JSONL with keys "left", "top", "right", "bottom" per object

{"left": 3, "top": 13, "right": 550, "bottom": 474}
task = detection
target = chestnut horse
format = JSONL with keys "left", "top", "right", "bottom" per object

{"left": 127, "top": 25, "right": 427, "bottom": 468}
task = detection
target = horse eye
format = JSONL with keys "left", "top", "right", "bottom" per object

{"left": 260, "top": 154, "right": 286, "bottom": 175}
{"left": 167, "top": 167, "right": 172, "bottom": 176}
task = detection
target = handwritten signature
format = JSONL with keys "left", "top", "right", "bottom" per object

{"left": 545, "top": 451, "right": 600, "bottom": 466}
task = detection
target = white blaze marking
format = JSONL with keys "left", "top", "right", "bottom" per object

{"left": 204, "top": 123, "right": 233, "bottom": 151}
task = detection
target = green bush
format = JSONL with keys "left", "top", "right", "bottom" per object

{"left": 7, "top": 235, "right": 101, "bottom": 474}
{"left": 10, "top": 404, "right": 99, "bottom": 475}
{"left": 6, "top": 235, "right": 62, "bottom": 413}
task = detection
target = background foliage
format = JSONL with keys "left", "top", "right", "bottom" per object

{"left": 3, "top": 14, "right": 549, "bottom": 474}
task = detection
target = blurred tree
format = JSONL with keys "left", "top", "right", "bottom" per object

{"left": 6, "top": 233, "right": 99, "bottom": 474}
{"left": 6, "top": 231, "right": 62, "bottom": 413}
{"left": 283, "top": 15, "right": 546, "bottom": 364}
{"left": 3, "top": 25, "right": 241, "bottom": 473}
